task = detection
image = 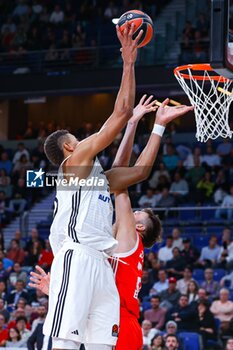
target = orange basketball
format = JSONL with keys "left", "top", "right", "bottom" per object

{"left": 117, "top": 10, "right": 154, "bottom": 48}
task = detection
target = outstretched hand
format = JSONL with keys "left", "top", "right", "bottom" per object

{"left": 155, "top": 98, "right": 194, "bottom": 126}
{"left": 130, "top": 94, "right": 158, "bottom": 123}
{"left": 116, "top": 22, "right": 143, "bottom": 64}
{"left": 29, "top": 265, "right": 50, "bottom": 296}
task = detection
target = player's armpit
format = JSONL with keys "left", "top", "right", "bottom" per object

{"left": 106, "top": 166, "right": 147, "bottom": 192}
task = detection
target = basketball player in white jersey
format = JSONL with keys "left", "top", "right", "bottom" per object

{"left": 30, "top": 94, "right": 193, "bottom": 349}
{"left": 42, "top": 23, "right": 144, "bottom": 350}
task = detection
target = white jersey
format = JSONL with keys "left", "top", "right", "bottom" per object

{"left": 49, "top": 156, "right": 117, "bottom": 255}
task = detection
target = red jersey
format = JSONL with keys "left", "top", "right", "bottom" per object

{"left": 111, "top": 234, "right": 144, "bottom": 319}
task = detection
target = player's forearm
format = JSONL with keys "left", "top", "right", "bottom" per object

{"left": 113, "top": 62, "right": 135, "bottom": 119}
{"left": 134, "top": 133, "right": 161, "bottom": 179}
{"left": 112, "top": 120, "right": 138, "bottom": 167}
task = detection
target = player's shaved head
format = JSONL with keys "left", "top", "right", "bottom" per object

{"left": 44, "top": 130, "right": 75, "bottom": 166}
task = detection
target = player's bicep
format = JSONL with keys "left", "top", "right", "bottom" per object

{"left": 72, "top": 112, "right": 127, "bottom": 162}
{"left": 106, "top": 167, "right": 146, "bottom": 192}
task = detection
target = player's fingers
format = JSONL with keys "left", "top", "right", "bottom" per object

{"left": 161, "top": 98, "right": 170, "bottom": 108}
{"left": 123, "top": 21, "right": 129, "bottom": 35}
{"left": 128, "top": 22, "right": 134, "bottom": 37}
{"left": 144, "top": 95, "right": 154, "bottom": 105}
{"left": 29, "top": 277, "right": 39, "bottom": 283}
{"left": 28, "top": 283, "right": 37, "bottom": 288}
{"left": 134, "top": 29, "right": 143, "bottom": 44}
{"left": 116, "top": 25, "right": 123, "bottom": 40}
{"left": 30, "top": 271, "right": 41, "bottom": 279}
{"left": 35, "top": 265, "right": 46, "bottom": 276}
{"left": 139, "top": 94, "right": 147, "bottom": 105}
{"left": 147, "top": 99, "right": 158, "bottom": 108}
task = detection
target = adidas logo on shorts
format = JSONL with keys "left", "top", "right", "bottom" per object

{"left": 71, "top": 330, "right": 79, "bottom": 335}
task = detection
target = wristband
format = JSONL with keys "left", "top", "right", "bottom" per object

{"left": 152, "top": 124, "right": 165, "bottom": 137}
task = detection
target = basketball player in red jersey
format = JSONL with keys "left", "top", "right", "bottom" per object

{"left": 29, "top": 97, "right": 193, "bottom": 349}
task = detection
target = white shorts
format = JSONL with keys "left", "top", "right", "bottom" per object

{"left": 43, "top": 241, "right": 120, "bottom": 346}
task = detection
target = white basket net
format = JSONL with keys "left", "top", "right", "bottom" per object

{"left": 174, "top": 64, "right": 233, "bottom": 142}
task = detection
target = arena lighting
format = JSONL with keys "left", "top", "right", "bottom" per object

{"left": 112, "top": 18, "right": 119, "bottom": 24}
{"left": 24, "top": 97, "right": 46, "bottom": 104}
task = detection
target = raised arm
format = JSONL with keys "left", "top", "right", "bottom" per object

{"left": 68, "top": 24, "right": 143, "bottom": 165}
{"left": 112, "top": 94, "right": 157, "bottom": 168}
{"left": 106, "top": 99, "right": 194, "bottom": 191}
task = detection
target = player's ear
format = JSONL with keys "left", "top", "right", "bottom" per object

{"left": 136, "top": 223, "right": 146, "bottom": 232}
{"left": 63, "top": 142, "right": 75, "bottom": 152}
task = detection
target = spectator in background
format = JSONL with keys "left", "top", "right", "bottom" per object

{"left": 16, "top": 316, "right": 30, "bottom": 342}
{"left": 149, "top": 162, "right": 170, "bottom": 190}
{"left": 198, "top": 235, "right": 220, "bottom": 268}
{"left": 163, "top": 145, "right": 179, "bottom": 172}
{"left": 210, "top": 288, "right": 233, "bottom": 323}
{"left": 164, "top": 334, "right": 180, "bottom": 350}
{"left": 14, "top": 230, "right": 26, "bottom": 249}
{"left": 37, "top": 240, "right": 53, "bottom": 272}
{"left": 25, "top": 228, "right": 45, "bottom": 252}
{"left": 157, "top": 187, "right": 175, "bottom": 209}
{"left": 196, "top": 172, "right": 215, "bottom": 203}
{"left": 0, "top": 298, "right": 10, "bottom": 322}
{"left": 104, "top": 1, "right": 119, "bottom": 19}
{"left": 167, "top": 294, "right": 198, "bottom": 332}
{"left": 139, "top": 269, "right": 154, "bottom": 299}
{"left": 197, "top": 288, "right": 209, "bottom": 303}
{"left": 144, "top": 295, "right": 166, "bottom": 330}
{"left": 220, "top": 271, "right": 233, "bottom": 289}
{"left": 0, "top": 260, "right": 8, "bottom": 283}
{"left": 201, "top": 268, "right": 219, "bottom": 299}
{"left": 169, "top": 172, "right": 189, "bottom": 202}
{"left": 49, "top": 4, "right": 64, "bottom": 24}
{"left": 12, "top": 143, "right": 29, "bottom": 165}
{"left": 186, "top": 155, "right": 205, "bottom": 190}
{"left": 197, "top": 299, "right": 217, "bottom": 348}
{"left": 187, "top": 280, "right": 199, "bottom": 304}
{"left": 13, "top": 154, "right": 32, "bottom": 177}
{"left": 8, "top": 263, "right": 27, "bottom": 289}
{"left": 0, "top": 282, "right": 7, "bottom": 302}
{"left": 177, "top": 267, "right": 193, "bottom": 294}
{"left": 0, "top": 153, "right": 12, "bottom": 176}
{"left": 142, "top": 320, "right": 159, "bottom": 348}
{"left": 31, "top": 305, "right": 47, "bottom": 333}
{"left": 0, "top": 251, "right": 13, "bottom": 272}
{"left": 181, "top": 238, "right": 200, "bottom": 266}
{"left": 196, "top": 13, "right": 209, "bottom": 37}
{"left": 0, "top": 169, "right": 11, "bottom": 187}
{"left": 184, "top": 147, "right": 203, "bottom": 169}
{"left": 215, "top": 186, "right": 233, "bottom": 221}
{"left": 158, "top": 236, "right": 174, "bottom": 264}
{"left": 151, "top": 270, "right": 168, "bottom": 295}
{"left": 0, "top": 314, "right": 8, "bottom": 346}
{"left": 5, "top": 327, "right": 27, "bottom": 348}
{"left": 150, "top": 333, "right": 165, "bottom": 350}
{"left": 172, "top": 228, "right": 183, "bottom": 251}
{"left": 159, "top": 277, "right": 181, "bottom": 310}
{"left": 202, "top": 146, "right": 221, "bottom": 167}
{"left": 138, "top": 188, "right": 158, "bottom": 208}
{"left": 7, "top": 280, "right": 29, "bottom": 307}
{"left": 12, "top": 0, "right": 29, "bottom": 18}
{"left": 165, "top": 247, "right": 186, "bottom": 279}
{"left": 24, "top": 240, "right": 43, "bottom": 266}
{"left": 217, "top": 138, "right": 232, "bottom": 157}
{"left": 225, "top": 339, "right": 233, "bottom": 350}
{"left": 6, "top": 239, "right": 25, "bottom": 265}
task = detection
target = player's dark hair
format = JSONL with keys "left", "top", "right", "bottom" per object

{"left": 44, "top": 130, "right": 70, "bottom": 166}
{"left": 141, "top": 208, "right": 162, "bottom": 248}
